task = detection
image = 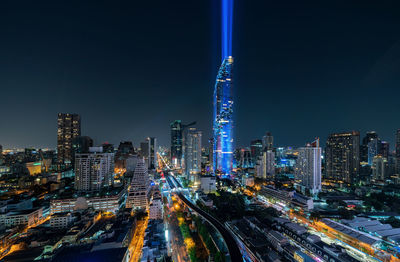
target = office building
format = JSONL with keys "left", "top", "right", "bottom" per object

{"left": 263, "top": 132, "right": 274, "bottom": 151}
{"left": 57, "top": 113, "right": 81, "bottom": 166}
{"left": 170, "top": 120, "right": 183, "bottom": 168}
{"left": 126, "top": 158, "right": 150, "bottom": 210}
{"left": 184, "top": 128, "right": 202, "bottom": 180}
{"left": 256, "top": 149, "right": 275, "bottom": 180}
{"left": 102, "top": 143, "right": 114, "bottom": 153}
{"left": 360, "top": 131, "right": 378, "bottom": 164}
{"left": 372, "top": 155, "right": 387, "bottom": 181}
{"left": 380, "top": 141, "right": 390, "bottom": 160}
{"left": 148, "top": 137, "right": 157, "bottom": 170}
{"left": 368, "top": 138, "right": 381, "bottom": 166}
{"left": 250, "top": 139, "right": 263, "bottom": 164}
{"left": 295, "top": 139, "right": 322, "bottom": 195}
{"left": 325, "top": 131, "right": 360, "bottom": 183}
{"left": 74, "top": 147, "right": 115, "bottom": 192}
{"left": 200, "top": 175, "right": 217, "bottom": 194}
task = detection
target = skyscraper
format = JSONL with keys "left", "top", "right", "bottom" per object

{"left": 170, "top": 120, "right": 183, "bottom": 168}
{"left": 184, "top": 128, "right": 202, "bottom": 181}
{"left": 148, "top": 137, "right": 157, "bottom": 170}
{"left": 170, "top": 120, "right": 196, "bottom": 169}
{"left": 262, "top": 132, "right": 274, "bottom": 151}
{"left": 213, "top": 0, "right": 234, "bottom": 175}
{"left": 250, "top": 139, "right": 263, "bottom": 164}
{"left": 396, "top": 129, "right": 400, "bottom": 174}
{"left": 360, "top": 131, "right": 378, "bottom": 164}
{"left": 325, "top": 131, "right": 360, "bottom": 184}
{"left": 57, "top": 113, "right": 81, "bottom": 167}
{"left": 74, "top": 147, "right": 114, "bottom": 192}
{"left": 372, "top": 155, "right": 387, "bottom": 181}
{"left": 368, "top": 138, "right": 381, "bottom": 166}
{"left": 295, "top": 139, "right": 322, "bottom": 195}
{"left": 126, "top": 158, "right": 150, "bottom": 210}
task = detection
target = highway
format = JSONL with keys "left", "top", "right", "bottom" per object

{"left": 166, "top": 174, "right": 243, "bottom": 262}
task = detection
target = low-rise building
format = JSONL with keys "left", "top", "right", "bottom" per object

{"left": 50, "top": 212, "right": 74, "bottom": 229}
{"left": 199, "top": 175, "right": 216, "bottom": 194}
{"left": 0, "top": 207, "right": 43, "bottom": 227}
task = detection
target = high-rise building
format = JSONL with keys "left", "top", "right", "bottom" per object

{"left": 170, "top": 120, "right": 196, "bottom": 169}
{"left": 396, "top": 129, "right": 400, "bottom": 174}
{"left": 57, "top": 113, "right": 81, "bottom": 166}
{"left": 170, "top": 120, "right": 183, "bottom": 168}
{"left": 368, "top": 138, "right": 381, "bottom": 166}
{"left": 184, "top": 128, "right": 202, "bottom": 181}
{"left": 262, "top": 132, "right": 274, "bottom": 151}
{"left": 380, "top": 141, "right": 390, "bottom": 159}
{"left": 117, "top": 141, "right": 135, "bottom": 155}
{"left": 213, "top": 0, "right": 234, "bottom": 175}
{"left": 126, "top": 158, "right": 150, "bottom": 210}
{"left": 360, "top": 131, "right": 378, "bottom": 164}
{"left": 213, "top": 56, "right": 234, "bottom": 175}
{"left": 295, "top": 139, "right": 322, "bottom": 195}
{"left": 72, "top": 136, "right": 93, "bottom": 167}
{"left": 372, "top": 155, "right": 387, "bottom": 181}
{"left": 148, "top": 137, "right": 157, "bottom": 170}
{"left": 250, "top": 140, "right": 263, "bottom": 164}
{"left": 325, "top": 131, "right": 360, "bottom": 184}
{"left": 74, "top": 147, "right": 114, "bottom": 192}
{"left": 256, "top": 149, "right": 275, "bottom": 180}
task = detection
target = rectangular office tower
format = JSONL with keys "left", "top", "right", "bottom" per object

{"left": 325, "top": 131, "right": 360, "bottom": 184}
{"left": 57, "top": 113, "right": 81, "bottom": 166}
{"left": 170, "top": 120, "right": 183, "bottom": 168}
{"left": 74, "top": 147, "right": 114, "bottom": 192}
{"left": 184, "top": 128, "right": 202, "bottom": 181}
{"left": 295, "top": 140, "right": 322, "bottom": 195}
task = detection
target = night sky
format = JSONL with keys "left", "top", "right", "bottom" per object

{"left": 1, "top": 0, "right": 400, "bottom": 149}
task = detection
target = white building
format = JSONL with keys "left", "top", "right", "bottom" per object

{"left": 372, "top": 155, "right": 387, "bottom": 181}
{"left": 126, "top": 158, "right": 150, "bottom": 210}
{"left": 0, "top": 207, "right": 43, "bottom": 228}
{"left": 74, "top": 147, "right": 115, "bottom": 192}
{"left": 294, "top": 140, "right": 322, "bottom": 195}
{"left": 256, "top": 150, "right": 275, "bottom": 179}
{"left": 50, "top": 212, "right": 74, "bottom": 229}
{"left": 149, "top": 191, "right": 163, "bottom": 220}
{"left": 184, "top": 128, "right": 202, "bottom": 181}
{"left": 200, "top": 176, "right": 216, "bottom": 194}
{"left": 50, "top": 190, "right": 124, "bottom": 214}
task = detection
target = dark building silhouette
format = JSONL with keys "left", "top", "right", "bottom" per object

{"left": 325, "top": 131, "right": 360, "bottom": 184}
{"left": 57, "top": 113, "right": 81, "bottom": 167}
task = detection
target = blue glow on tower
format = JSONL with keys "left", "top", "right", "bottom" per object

{"left": 213, "top": 0, "right": 234, "bottom": 175}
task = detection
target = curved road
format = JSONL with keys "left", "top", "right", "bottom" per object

{"left": 167, "top": 175, "right": 243, "bottom": 262}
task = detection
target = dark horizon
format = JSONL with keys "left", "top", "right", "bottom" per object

{"left": 1, "top": 0, "right": 400, "bottom": 149}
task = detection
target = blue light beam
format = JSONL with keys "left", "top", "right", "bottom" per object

{"left": 221, "top": 0, "right": 233, "bottom": 60}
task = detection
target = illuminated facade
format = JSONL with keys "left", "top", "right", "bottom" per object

{"left": 213, "top": 0, "right": 234, "bottom": 175}
{"left": 57, "top": 113, "right": 81, "bottom": 166}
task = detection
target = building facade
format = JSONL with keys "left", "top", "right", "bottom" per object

{"left": 57, "top": 113, "right": 81, "bottom": 166}
{"left": 184, "top": 128, "right": 202, "bottom": 181}
{"left": 213, "top": 56, "right": 234, "bottom": 175}
{"left": 126, "top": 158, "right": 150, "bottom": 210}
{"left": 74, "top": 148, "right": 115, "bottom": 192}
{"left": 325, "top": 131, "right": 360, "bottom": 184}
{"left": 295, "top": 141, "right": 322, "bottom": 195}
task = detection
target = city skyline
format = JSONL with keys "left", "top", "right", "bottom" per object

{"left": 1, "top": 1, "right": 400, "bottom": 149}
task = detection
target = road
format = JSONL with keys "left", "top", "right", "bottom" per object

{"left": 165, "top": 173, "right": 243, "bottom": 262}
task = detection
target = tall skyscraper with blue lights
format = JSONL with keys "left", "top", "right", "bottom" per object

{"left": 213, "top": 0, "right": 234, "bottom": 175}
